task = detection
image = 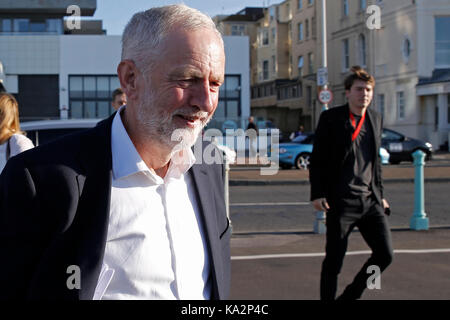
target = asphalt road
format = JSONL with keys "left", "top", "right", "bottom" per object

{"left": 229, "top": 181, "right": 450, "bottom": 233}
{"left": 228, "top": 179, "right": 450, "bottom": 300}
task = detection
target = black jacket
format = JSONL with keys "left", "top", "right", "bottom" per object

{"left": 309, "top": 104, "right": 384, "bottom": 207}
{"left": 0, "top": 114, "right": 231, "bottom": 300}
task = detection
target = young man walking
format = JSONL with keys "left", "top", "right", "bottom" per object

{"left": 310, "top": 66, "right": 393, "bottom": 300}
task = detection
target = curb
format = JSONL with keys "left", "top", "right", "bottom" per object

{"left": 229, "top": 177, "right": 450, "bottom": 186}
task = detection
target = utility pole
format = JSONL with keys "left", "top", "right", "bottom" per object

{"left": 314, "top": 0, "right": 329, "bottom": 235}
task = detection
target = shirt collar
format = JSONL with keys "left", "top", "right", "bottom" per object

{"left": 111, "top": 105, "right": 196, "bottom": 182}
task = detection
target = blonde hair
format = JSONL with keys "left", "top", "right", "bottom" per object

{"left": 0, "top": 93, "right": 24, "bottom": 144}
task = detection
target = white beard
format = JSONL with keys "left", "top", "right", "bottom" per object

{"left": 135, "top": 80, "right": 212, "bottom": 153}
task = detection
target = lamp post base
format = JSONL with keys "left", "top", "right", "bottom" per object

{"left": 410, "top": 216, "right": 429, "bottom": 230}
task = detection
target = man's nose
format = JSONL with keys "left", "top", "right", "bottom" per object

{"left": 190, "top": 80, "right": 216, "bottom": 113}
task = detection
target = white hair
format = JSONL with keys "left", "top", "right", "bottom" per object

{"left": 121, "top": 4, "right": 223, "bottom": 74}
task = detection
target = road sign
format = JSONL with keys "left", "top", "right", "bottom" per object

{"left": 318, "top": 89, "right": 333, "bottom": 105}
{"left": 317, "top": 67, "right": 328, "bottom": 86}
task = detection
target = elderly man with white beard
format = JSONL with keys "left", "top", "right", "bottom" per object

{"left": 0, "top": 5, "right": 231, "bottom": 300}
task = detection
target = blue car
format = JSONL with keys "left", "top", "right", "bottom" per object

{"left": 271, "top": 133, "right": 390, "bottom": 170}
{"left": 271, "top": 133, "right": 314, "bottom": 169}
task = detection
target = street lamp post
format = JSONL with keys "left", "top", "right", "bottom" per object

{"left": 314, "top": 0, "right": 328, "bottom": 234}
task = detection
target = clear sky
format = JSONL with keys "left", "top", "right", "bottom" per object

{"left": 88, "top": 0, "right": 283, "bottom": 35}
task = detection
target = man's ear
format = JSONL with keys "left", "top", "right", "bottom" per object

{"left": 117, "top": 60, "right": 139, "bottom": 100}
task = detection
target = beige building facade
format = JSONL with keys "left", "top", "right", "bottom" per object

{"left": 326, "top": 0, "right": 450, "bottom": 150}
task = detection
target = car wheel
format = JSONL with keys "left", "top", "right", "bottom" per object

{"left": 295, "top": 153, "right": 311, "bottom": 170}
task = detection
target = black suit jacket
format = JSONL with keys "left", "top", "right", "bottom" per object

{"left": 0, "top": 114, "right": 231, "bottom": 300}
{"left": 309, "top": 104, "right": 384, "bottom": 208}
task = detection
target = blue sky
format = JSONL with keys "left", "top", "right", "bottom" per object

{"left": 88, "top": 0, "right": 283, "bottom": 35}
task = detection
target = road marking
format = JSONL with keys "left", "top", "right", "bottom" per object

{"left": 230, "top": 202, "right": 310, "bottom": 207}
{"left": 231, "top": 248, "right": 450, "bottom": 260}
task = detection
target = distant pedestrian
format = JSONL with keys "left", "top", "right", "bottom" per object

{"left": 247, "top": 116, "right": 258, "bottom": 157}
{"left": 0, "top": 93, "right": 34, "bottom": 173}
{"left": 290, "top": 125, "right": 304, "bottom": 140}
{"left": 111, "top": 88, "right": 127, "bottom": 111}
{"left": 310, "top": 66, "right": 393, "bottom": 300}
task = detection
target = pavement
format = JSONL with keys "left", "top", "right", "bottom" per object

{"left": 227, "top": 152, "right": 450, "bottom": 300}
{"left": 228, "top": 152, "right": 450, "bottom": 185}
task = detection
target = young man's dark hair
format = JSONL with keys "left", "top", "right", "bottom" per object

{"left": 344, "top": 66, "right": 375, "bottom": 90}
{"left": 111, "top": 87, "right": 124, "bottom": 100}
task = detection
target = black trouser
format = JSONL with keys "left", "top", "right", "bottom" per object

{"left": 320, "top": 195, "right": 394, "bottom": 300}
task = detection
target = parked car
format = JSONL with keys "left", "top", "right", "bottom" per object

{"left": 381, "top": 128, "right": 433, "bottom": 164}
{"left": 271, "top": 133, "right": 314, "bottom": 169}
{"left": 272, "top": 133, "right": 390, "bottom": 170}
{"left": 21, "top": 119, "right": 101, "bottom": 146}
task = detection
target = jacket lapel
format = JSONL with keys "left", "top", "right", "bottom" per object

{"left": 189, "top": 163, "right": 223, "bottom": 299}
{"left": 72, "top": 115, "right": 114, "bottom": 299}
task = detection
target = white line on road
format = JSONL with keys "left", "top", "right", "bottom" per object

{"left": 230, "top": 202, "right": 310, "bottom": 207}
{"left": 231, "top": 248, "right": 450, "bottom": 260}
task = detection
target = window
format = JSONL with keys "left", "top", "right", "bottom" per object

{"left": 402, "top": 37, "right": 411, "bottom": 63}
{"left": 435, "top": 16, "right": 450, "bottom": 68}
{"left": 311, "top": 17, "right": 316, "bottom": 37}
{"left": 272, "top": 55, "right": 276, "bottom": 74}
{"left": 308, "top": 52, "right": 314, "bottom": 74}
{"left": 382, "top": 129, "right": 403, "bottom": 141}
{"left": 377, "top": 94, "right": 385, "bottom": 118}
{"left": 360, "top": 0, "right": 367, "bottom": 10}
{"left": 298, "top": 22, "right": 303, "bottom": 41}
{"left": 448, "top": 94, "right": 450, "bottom": 124}
{"left": 14, "top": 19, "right": 29, "bottom": 32}
{"left": 343, "top": 0, "right": 349, "bottom": 17}
{"left": 1, "top": 19, "right": 12, "bottom": 32}
{"left": 69, "top": 75, "right": 120, "bottom": 119}
{"left": 269, "top": 7, "right": 276, "bottom": 21}
{"left": 46, "top": 19, "right": 63, "bottom": 34}
{"left": 231, "top": 25, "right": 245, "bottom": 35}
{"left": 342, "top": 39, "right": 350, "bottom": 70}
{"left": 262, "top": 29, "right": 269, "bottom": 46}
{"left": 358, "top": 34, "right": 366, "bottom": 66}
{"left": 271, "top": 27, "right": 276, "bottom": 43}
{"left": 298, "top": 56, "right": 304, "bottom": 77}
{"left": 216, "top": 75, "right": 241, "bottom": 120}
{"left": 305, "top": 19, "right": 309, "bottom": 39}
{"left": 397, "top": 92, "right": 405, "bottom": 120}
{"left": 263, "top": 60, "right": 269, "bottom": 80}
{"left": 30, "top": 21, "right": 46, "bottom": 32}
{"left": 308, "top": 0, "right": 314, "bottom": 5}
{"left": 298, "top": 0, "right": 303, "bottom": 10}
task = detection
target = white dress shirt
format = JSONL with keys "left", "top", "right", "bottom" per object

{"left": 99, "top": 106, "right": 212, "bottom": 300}
{"left": 0, "top": 133, "right": 34, "bottom": 173}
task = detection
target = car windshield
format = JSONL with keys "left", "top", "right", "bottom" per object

{"left": 292, "top": 134, "right": 314, "bottom": 144}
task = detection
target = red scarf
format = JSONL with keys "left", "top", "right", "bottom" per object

{"left": 349, "top": 111, "right": 366, "bottom": 142}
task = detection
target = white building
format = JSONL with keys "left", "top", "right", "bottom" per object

{"left": 0, "top": 1, "right": 250, "bottom": 131}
